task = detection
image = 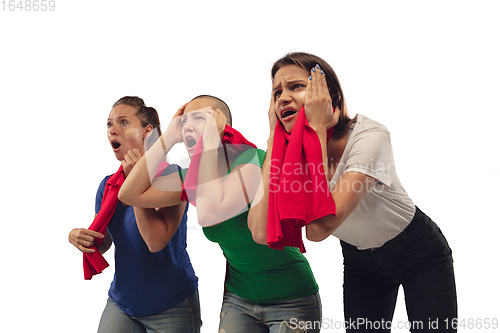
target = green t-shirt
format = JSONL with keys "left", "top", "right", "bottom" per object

{"left": 202, "top": 148, "right": 318, "bottom": 303}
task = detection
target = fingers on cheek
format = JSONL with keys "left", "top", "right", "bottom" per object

{"left": 299, "top": 91, "right": 306, "bottom": 103}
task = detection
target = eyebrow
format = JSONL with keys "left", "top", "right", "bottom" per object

{"left": 180, "top": 110, "right": 210, "bottom": 122}
{"left": 272, "top": 79, "right": 305, "bottom": 91}
{"left": 190, "top": 106, "right": 212, "bottom": 114}
{"left": 183, "top": 107, "right": 211, "bottom": 117}
{"left": 107, "top": 116, "right": 129, "bottom": 121}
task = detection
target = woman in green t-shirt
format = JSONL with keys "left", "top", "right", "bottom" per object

{"left": 120, "top": 95, "right": 321, "bottom": 333}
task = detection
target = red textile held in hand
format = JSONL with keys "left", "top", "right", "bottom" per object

{"left": 267, "top": 107, "right": 336, "bottom": 252}
{"left": 180, "top": 124, "right": 256, "bottom": 205}
{"left": 83, "top": 165, "right": 125, "bottom": 280}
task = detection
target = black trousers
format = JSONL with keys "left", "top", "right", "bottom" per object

{"left": 341, "top": 207, "right": 457, "bottom": 332}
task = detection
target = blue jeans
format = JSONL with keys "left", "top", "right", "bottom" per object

{"left": 341, "top": 207, "right": 457, "bottom": 332}
{"left": 218, "top": 292, "right": 322, "bottom": 333}
{"left": 97, "top": 290, "right": 202, "bottom": 333}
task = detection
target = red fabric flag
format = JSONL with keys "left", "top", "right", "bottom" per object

{"left": 83, "top": 165, "right": 125, "bottom": 280}
{"left": 180, "top": 124, "right": 256, "bottom": 205}
{"left": 267, "top": 107, "right": 336, "bottom": 252}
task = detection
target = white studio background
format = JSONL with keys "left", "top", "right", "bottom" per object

{"left": 1, "top": 1, "right": 499, "bottom": 332}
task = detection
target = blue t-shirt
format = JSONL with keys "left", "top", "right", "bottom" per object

{"left": 95, "top": 165, "right": 198, "bottom": 317}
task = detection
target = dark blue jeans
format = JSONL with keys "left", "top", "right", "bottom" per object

{"left": 341, "top": 207, "right": 457, "bottom": 332}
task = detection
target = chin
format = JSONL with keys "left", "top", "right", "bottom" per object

{"left": 114, "top": 153, "right": 124, "bottom": 161}
{"left": 283, "top": 122, "right": 297, "bottom": 134}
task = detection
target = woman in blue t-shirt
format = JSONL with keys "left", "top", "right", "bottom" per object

{"left": 68, "top": 96, "right": 201, "bottom": 333}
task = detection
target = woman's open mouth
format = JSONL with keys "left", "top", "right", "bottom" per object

{"left": 111, "top": 141, "right": 121, "bottom": 151}
{"left": 280, "top": 107, "right": 298, "bottom": 121}
{"left": 184, "top": 136, "right": 197, "bottom": 150}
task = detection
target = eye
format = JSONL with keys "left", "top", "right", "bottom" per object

{"left": 274, "top": 90, "right": 282, "bottom": 98}
{"left": 292, "top": 84, "right": 305, "bottom": 90}
{"left": 120, "top": 120, "right": 128, "bottom": 125}
{"left": 195, "top": 115, "right": 205, "bottom": 120}
{"left": 107, "top": 122, "right": 112, "bottom": 128}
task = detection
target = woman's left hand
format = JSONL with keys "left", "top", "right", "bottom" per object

{"left": 122, "top": 148, "right": 142, "bottom": 178}
{"left": 203, "top": 108, "right": 226, "bottom": 149}
{"left": 304, "top": 64, "right": 335, "bottom": 132}
{"left": 162, "top": 103, "right": 188, "bottom": 146}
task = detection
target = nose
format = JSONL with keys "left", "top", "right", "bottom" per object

{"left": 108, "top": 122, "right": 118, "bottom": 136}
{"left": 182, "top": 121, "right": 194, "bottom": 133}
{"left": 277, "top": 90, "right": 292, "bottom": 108}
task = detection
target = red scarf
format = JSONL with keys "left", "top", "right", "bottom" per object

{"left": 267, "top": 107, "right": 336, "bottom": 252}
{"left": 180, "top": 124, "right": 256, "bottom": 205}
{"left": 83, "top": 165, "right": 125, "bottom": 280}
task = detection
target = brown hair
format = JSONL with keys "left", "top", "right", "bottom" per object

{"left": 271, "top": 52, "right": 351, "bottom": 139}
{"left": 113, "top": 96, "right": 161, "bottom": 149}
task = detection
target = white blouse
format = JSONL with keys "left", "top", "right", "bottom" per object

{"left": 330, "top": 114, "right": 415, "bottom": 249}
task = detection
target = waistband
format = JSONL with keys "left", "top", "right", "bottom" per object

{"left": 341, "top": 206, "right": 435, "bottom": 252}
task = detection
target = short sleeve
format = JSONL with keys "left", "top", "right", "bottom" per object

{"left": 178, "top": 168, "right": 188, "bottom": 182}
{"left": 344, "top": 126, "right": 393, "bottom": 190}
{"left": 95, "top": 176, "right": 110, "bottom": 215}
{"left": 156, "top": 163, "right": 183, "bottom": 177}
{"left": 229, "top": 148, "right": 266, "bottom": 171}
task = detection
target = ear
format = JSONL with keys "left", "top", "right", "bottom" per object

{"left": 143, "top": 124, "right": 154, "bottom": 138}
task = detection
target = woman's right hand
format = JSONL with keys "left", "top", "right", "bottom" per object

{"left": 162, "top": 102, "right": 188, "bottom": 145}
{"left": 68, "top": 228, "right": 104, "bottom": 253}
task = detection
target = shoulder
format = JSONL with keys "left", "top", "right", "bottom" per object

{"left": 348, "top": 114, "right": 392, "bottom": 146}
{"left": 230, "top": 148, "right": 266, "bottom": 170}
{"left": 156, "top": 162, "right": 182, "bottom": 177}
{"left": 95, "top": 174, "right": 112, "bottom": 211}
{"left": 353, "top": 114, "right": 391, "bottom": 136}
{"left": 342, "top": 115, "right": 395, "bottom": 163}
{"left": 97, "top": 175, "right": 112, "bottom": 192}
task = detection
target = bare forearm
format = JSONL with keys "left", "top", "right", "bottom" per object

{"left": 306, "top": 211, "right": 347, "bottom": 242}
{"left": 119, "top": 136, "right": 174, "bottom": 207}
{"left": 195, "top": 146, "right": 225, "bottom": 226}
{"left": 133, "top": 207, "right": 176, "bottom": 253}
{"left": 248, "top": 136, "right": 273, "bottom": 244}
{"left": 306, "top": 171, "right": 375, "bottom": 242}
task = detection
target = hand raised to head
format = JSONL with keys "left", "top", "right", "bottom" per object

{"left": 304, "top": 64, "right": 336, "bottom": 131}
